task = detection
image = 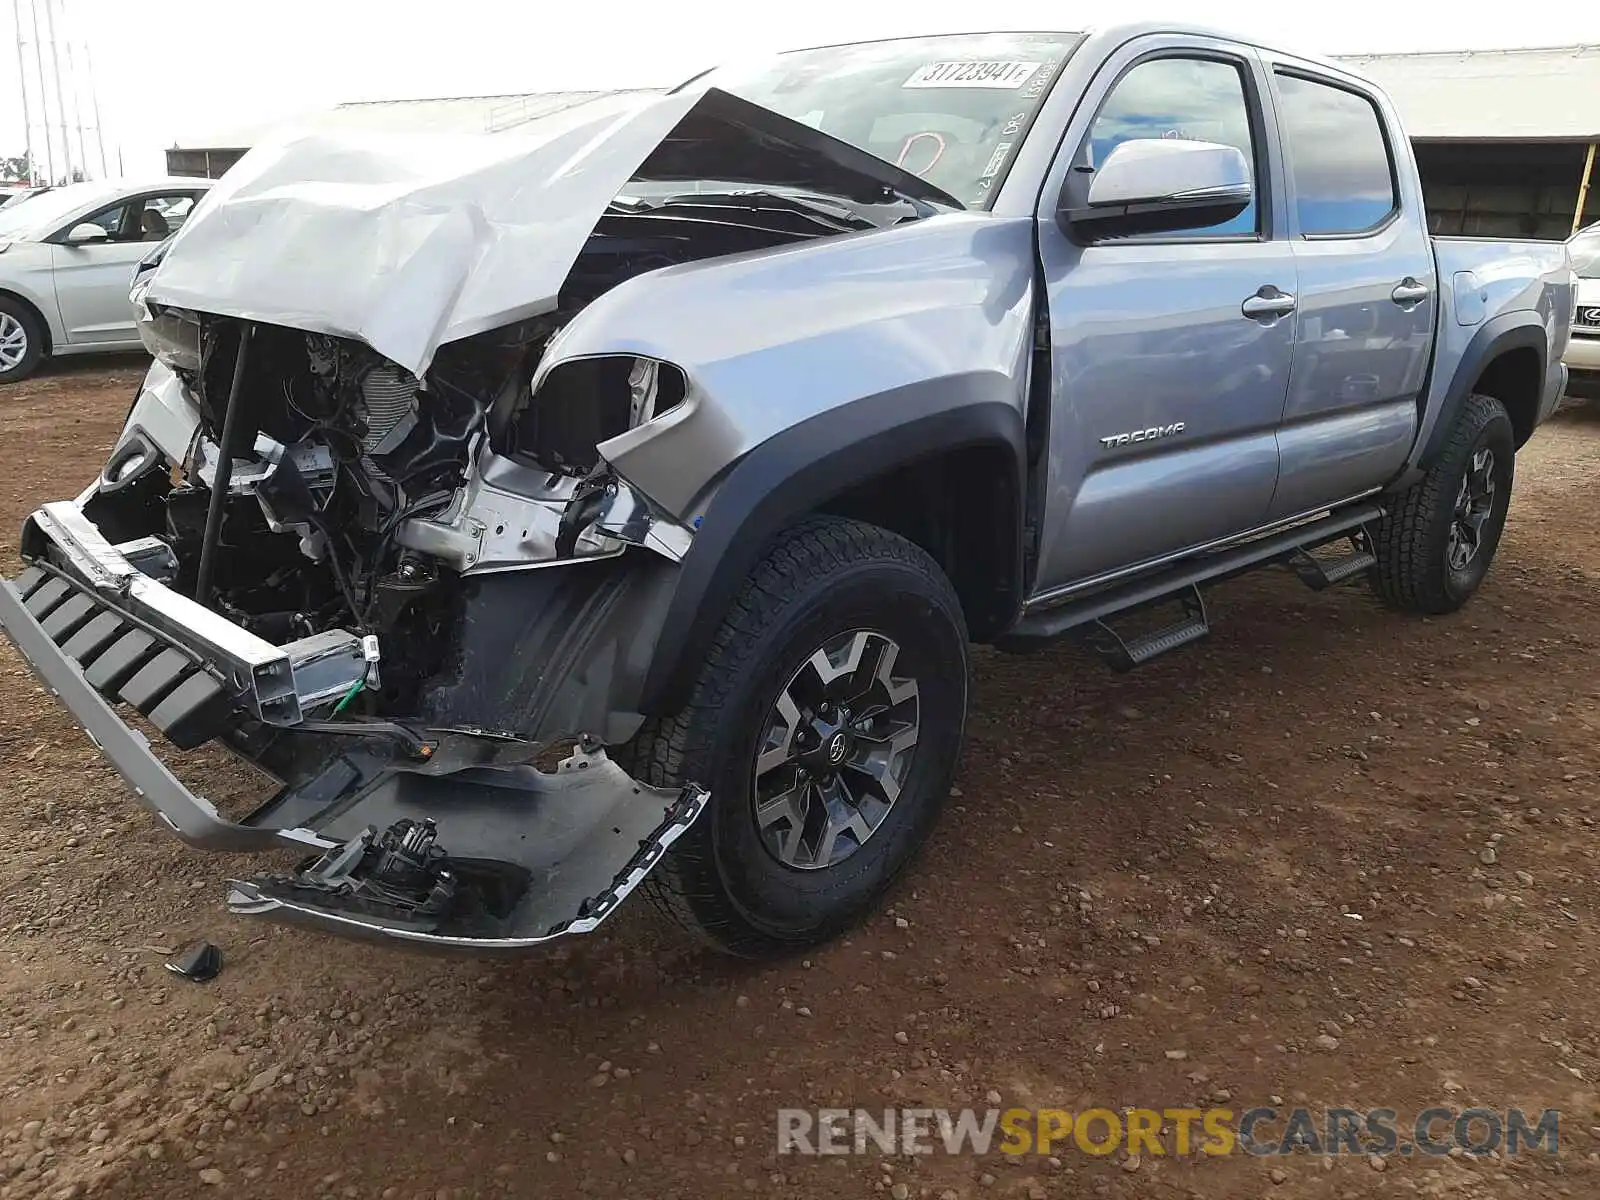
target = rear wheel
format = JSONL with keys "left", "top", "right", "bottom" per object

{"left": 0, "top": 297, "right": 44, "bottom": 385}
{"left": 1370, "top": 392, "right": 1515, "bottom": 614}
{"left": 621, "top": 516, "right": 969, "bottom": 958}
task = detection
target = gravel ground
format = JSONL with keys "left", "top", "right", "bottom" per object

{"left": 2, "top": 358, "right": 1600, "bottom": 1200}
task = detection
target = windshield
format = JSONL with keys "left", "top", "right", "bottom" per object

{"left": 1572, "top": 227, "right": 1600, "bottom": 279}
{"left": 0, "top": 182, "right": 114, "bottom": 239}
{"left": 702, "top": 32, "right": 1081, "bottom": 209}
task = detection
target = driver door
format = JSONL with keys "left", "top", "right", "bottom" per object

{"left": 50, "top": 192, "right": 199, "bottom": 346}
{"left": 1031, "top": 39, "right": 1297, "bottom": 596}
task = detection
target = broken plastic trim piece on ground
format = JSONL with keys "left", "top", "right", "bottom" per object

{"left": 225, "top": 746, "right": 709, "bottom": 950}
{"left": 166, "top": 940, "right": 223, "bottom": 982}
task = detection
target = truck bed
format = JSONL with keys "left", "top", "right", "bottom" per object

{"left": 1408, "top": 235, "right": 1575, "bottom": 467}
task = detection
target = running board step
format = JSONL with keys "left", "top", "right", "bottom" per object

{"left": 1088, "top": 586, "right": 1209, "bottom": 672}
{"left": 1000, "top": 501, "right": 1385, "bottom": 650}
{"left": 1287, "top": 544, "right": 1377, "bottom": 591}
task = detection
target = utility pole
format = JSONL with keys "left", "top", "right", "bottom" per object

{"left": 26, "top": 0, "right": 53, "bottom": 184}
{"left": 10, "top": 0, "right": 36, "bottom": 183}
{"left": 51, "top": 0, "right": 87, "bottom": 179}
{"left": 84, "top": 41, "right": 105, "bottom": 176}
{"left": 39, "top": 0, "right": 70, "bottom": 180}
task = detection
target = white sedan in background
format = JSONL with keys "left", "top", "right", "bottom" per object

{"left": 1565, "top": 223, "right": 1600, "bottom": 400}
{"left": 0, "top": 178, "right": 212, "bottom": 384}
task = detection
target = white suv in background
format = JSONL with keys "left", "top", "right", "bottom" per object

{"left": 0, "top": 178, "right": 212, "bottom": 384}
{"left": 1565, "top": 224, "right": 1600, "bottom": 399}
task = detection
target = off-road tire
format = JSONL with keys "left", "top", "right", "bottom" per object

{"left": 1370, "top": 392, "right": 1515, "bottom": 614}
{"left": 619, "top": 516, "right": 969, "bottom": 958}
{"left": 0, "top": 296, "right": 44, "bottom": 385}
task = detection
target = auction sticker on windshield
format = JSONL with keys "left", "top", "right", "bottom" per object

{"left": 903, "top": 61, "right": 1043, "bottom": 89}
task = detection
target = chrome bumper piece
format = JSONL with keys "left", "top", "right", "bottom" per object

{"left": 22, "top": 501, "right": 367, "bottom": 725}
{"left": 0, "top": 560, "right": 330, "bottom": 851}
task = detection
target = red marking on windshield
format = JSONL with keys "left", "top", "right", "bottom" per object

{"left": 896, "top": 132, "right": 947, "bottom": 176}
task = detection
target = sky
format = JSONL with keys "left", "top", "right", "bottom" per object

{"left": 6, "top": 0, "right": 1600, "bottom": 179}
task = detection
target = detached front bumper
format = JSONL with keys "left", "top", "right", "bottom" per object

{"left": 0, "top": 498, "right": 707, "bottom": 950}
{"left": 0, "top": 544, "right": 323, "bottom": 852}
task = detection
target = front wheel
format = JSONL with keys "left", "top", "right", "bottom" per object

{"left": 1370, "top": 392, "right": 1515, "bottom": 614}
{"left": 0, "top": 297, "right": 44, "bottom": 385}
{"left": 621, "top": 516, "right": 969, "bottom": 958}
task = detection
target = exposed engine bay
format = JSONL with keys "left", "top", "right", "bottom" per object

{"left": 101, "top": 86, "right": 957, "bottom": 738}
{"left": 2, "top": 81, "right": 959, "bottom": 948}
{"left": 109, "top": 155, "right": 937, "bottom": 725}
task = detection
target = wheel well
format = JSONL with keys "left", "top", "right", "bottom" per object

{"left": 818, "top": 444, "right": 1021, "bottom": 641}
{"left": 1473, "top": 346, "right": 1540, "bottom": 447}
{"left": 0, "top": 289, "right": 51, "bottom": 357}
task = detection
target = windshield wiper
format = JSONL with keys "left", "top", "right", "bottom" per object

{"left": 612, "top": 188, "right": 914, "bottom": 234}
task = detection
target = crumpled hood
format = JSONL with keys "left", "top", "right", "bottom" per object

{"left": 145, "top": 87, "right": 958, "bottom": 378}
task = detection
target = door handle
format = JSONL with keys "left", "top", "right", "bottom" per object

{"left": 1242, "top": 286, "right": 1296, "bottom": 321}
{"left": 1391, "top": 279, "right": 1431, "bottom": 306}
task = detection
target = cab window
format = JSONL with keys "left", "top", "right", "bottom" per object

{"left": 1273, "top": 72, "right": 1397, "bottom": 236}
{"left": 1085, "top": 56, "right": 1260, "bottom": 238}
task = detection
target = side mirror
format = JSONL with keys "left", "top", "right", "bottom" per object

{"left": 1061, "top": 139, "right": 1253, "bottom": 240}
{"left": 64, "top": 222, "right": 109, "bottom": 245}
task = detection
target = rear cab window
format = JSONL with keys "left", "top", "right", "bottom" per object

{"left": 1273, "top": 72, "right": 1399, "bottom": 237}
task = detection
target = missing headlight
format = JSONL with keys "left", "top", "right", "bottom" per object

{"left": 512, "top": 355, "right": 685, "bottom": 475}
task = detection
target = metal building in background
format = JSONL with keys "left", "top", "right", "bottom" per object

{"left": 1347, "top": 45, "right": 1600, "bottom": 238}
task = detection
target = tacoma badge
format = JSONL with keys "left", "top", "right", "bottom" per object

{"left": 1099, "top": 422, "right": 1186, "bottom": 449}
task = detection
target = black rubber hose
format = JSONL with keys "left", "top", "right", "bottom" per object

{"left": 194, "top": 323, "right": 253, "bottom": 609}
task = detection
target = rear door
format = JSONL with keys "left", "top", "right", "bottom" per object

{"left": 1261, "top": 61, "right": 1433, "bottom": 519}
{"left": 1031, "top": 35, "right": 1297, "bottom": 596}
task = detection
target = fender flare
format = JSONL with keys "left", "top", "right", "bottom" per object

{"left": 634, "top": 377, "right": 1026, "bottom": 716}
{"left": 1415, "top": 312, "right": 1547, "bottom": 468}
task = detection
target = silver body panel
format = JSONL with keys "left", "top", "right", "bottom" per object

{"left": 1263, "top": 47, "right": 1437, "bottom": 520}
{"left": 142, "top": 95, "right": 702, "bottom": 378}
{"left": 1419, "top": 235, "right": 1574, "bottom": 455}
{"left": 546, "top": 212, "right": 1038, "bottom": 521}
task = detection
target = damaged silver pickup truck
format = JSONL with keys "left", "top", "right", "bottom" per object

{"left": 0, "top": 26, "right": 1573, "bottom": 956}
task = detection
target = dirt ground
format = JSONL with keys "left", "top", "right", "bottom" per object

{"left": 2, "top": 358, "right": 1599, "bottom": 1200}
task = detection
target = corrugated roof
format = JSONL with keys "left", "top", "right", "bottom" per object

{"left": 1340, "top": 45, "right": 1600, "bottom": 141}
